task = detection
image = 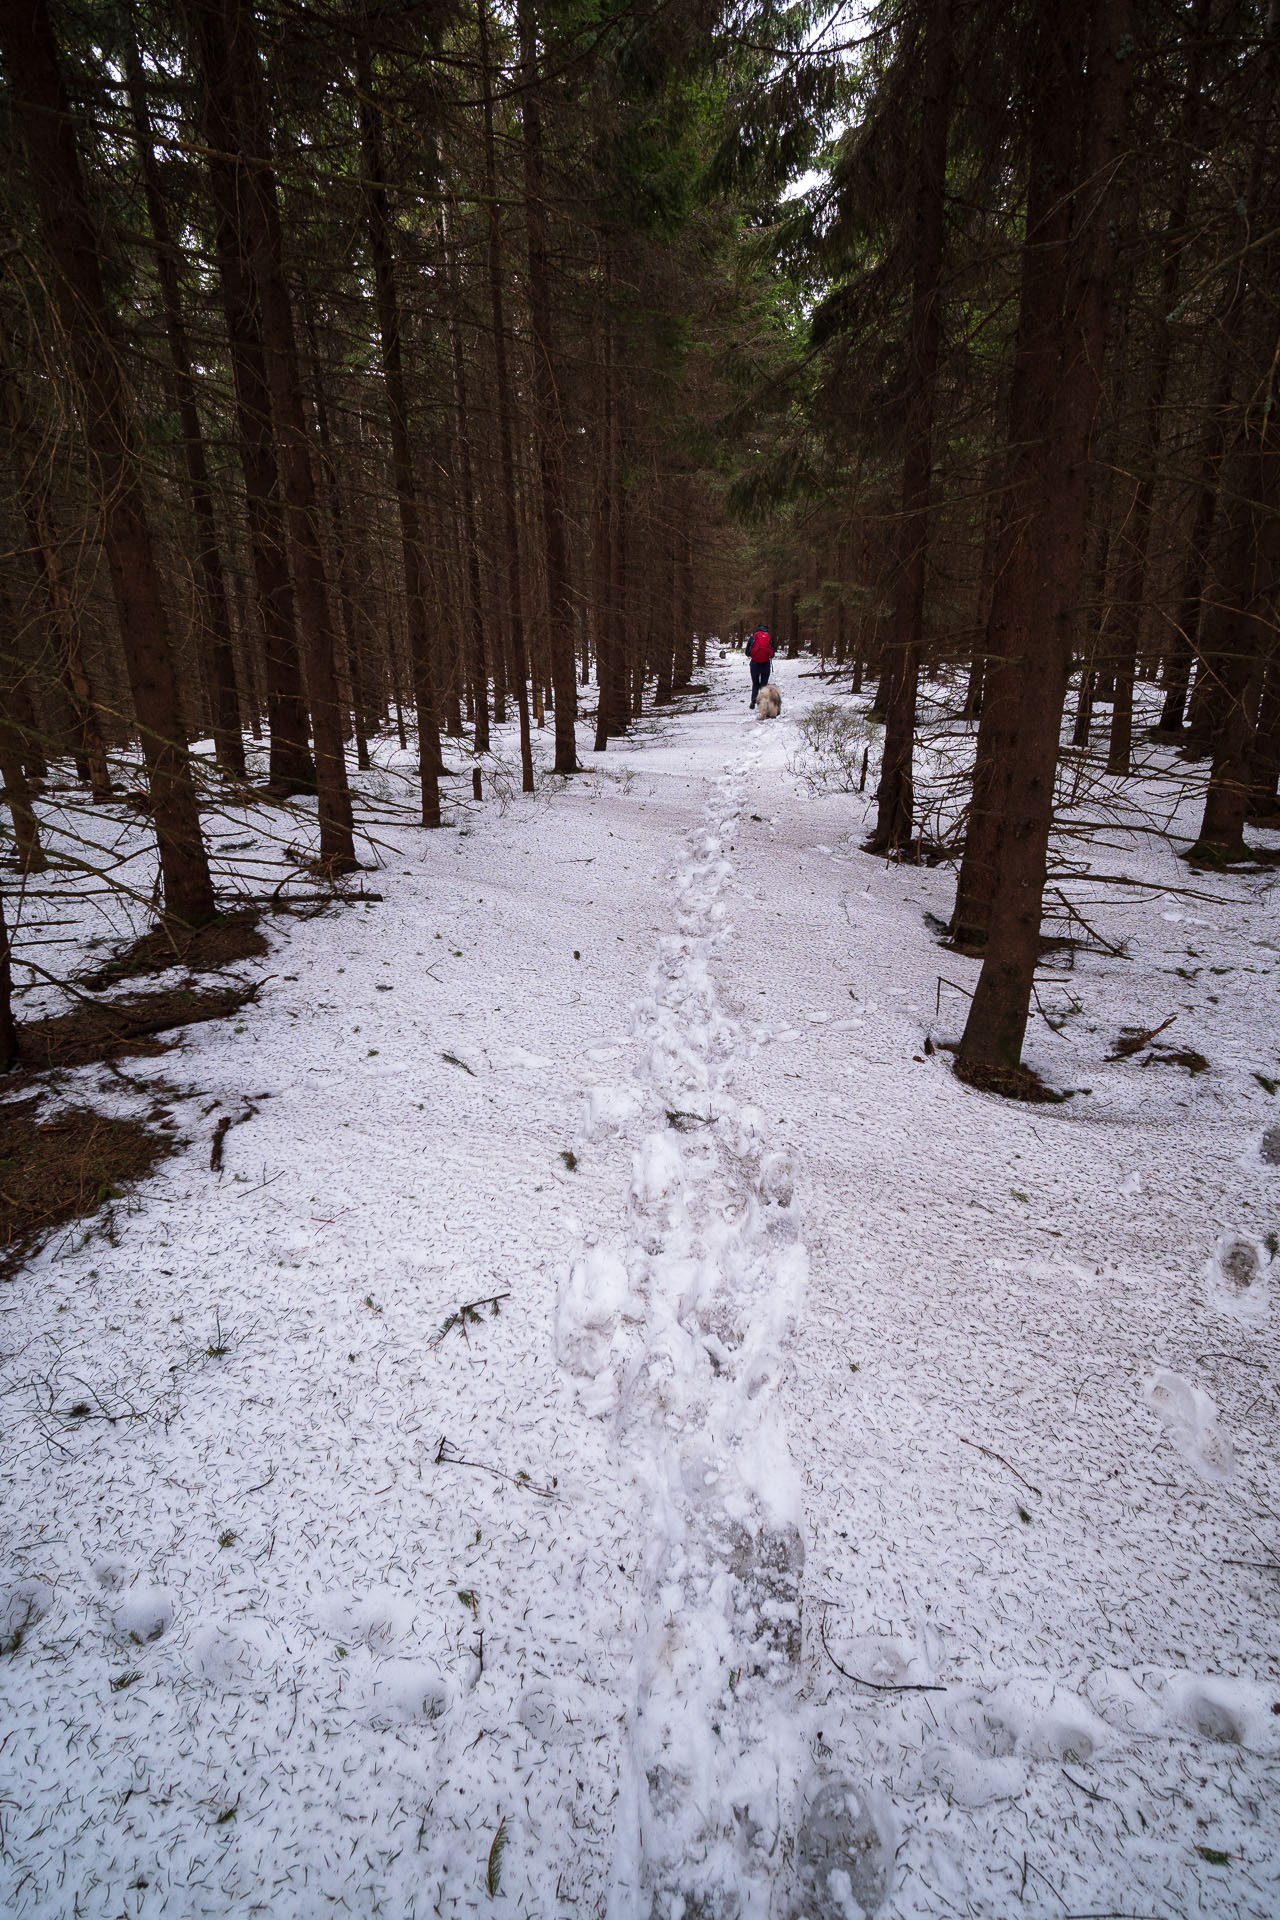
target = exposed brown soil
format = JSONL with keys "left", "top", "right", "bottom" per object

{"left": 1184, "top": 842, "right": 1280, "bottom": 871}
{"left": 0, "top": 1095, "right": 178, "bottom": 1281}
{"left": 1152, "top": 1047, "right": 1210, "bottom": 1074}
{"left": 16, "top": 984, "right": 259, "bottom": 1071}
{"left": 79, "top": 911, "right": 267, "bottom": 989}
{"left": 952, "top": 1057, "right": 1071, "bottom": 1102}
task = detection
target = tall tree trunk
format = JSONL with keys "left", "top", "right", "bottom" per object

{"left": 1187, "top": 0, "right": 1279, "bottom": 846}
{"left": 1106, "top": 0, "right": 1210, "bottom": 772}
{"left": 356, "top": 32, "right": 442, "bottom": 827}
{"left": 654, "top": 525, "right": 676, "bottom": 703}
{"left": 1189, "top": 434, "right": 1280, "bottom": 857}
{"left": 189, "top": 3, "right": 314, "bottom": 799}
{"left": 302, "top": 306, "right": 372, "bottom": 773}
{"left": 1161, "top": 370, "right": 1232, "bottom": 731}
{"left": 206, "top": 0, "right": 356, "bottom": 867}
{"left": 1248, "top": 659, "right": 1280, "bottom": 818}
{"left": 2, "top": 0, "right": 215, "bottom": 924}
{"left": 443, "top": 204, "right": 490, "bottom": 757}
{"left": 0, "top": 686, "right": 46, "bottom": 871}
{"left": 519, "top": 0, "right": 577, "bottom": 774}
{"left": 951, "top": 16, "right": 1083, "bottom": 951}
{"left": 0, "top": 322, "right": 110, "bottom": 796}
{"left": 957, "top": 0, "right": 1135, "bottom": 1075}
{"left": 478, "top": 0, "right": 534, "bottom": 792}
{"left": 0, "top": 888, "right": 18, "bottom": 1072}
{"left": 124, "top": 32, "right": 245, "bottom": 780}
{"left": 870, "top": 0, "right": 954, "bottom": 852}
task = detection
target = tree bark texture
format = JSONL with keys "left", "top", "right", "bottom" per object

{"left": 871, "top": 0, "right": 954, "bottom": 852}
{"left": 519, "top": 0, "right": 577, "bottom": 774}
{"left": 205, "top": 0, "right": 356, "bottom": 867}
{"left": 357, "top": 30, "right": 442, "bottom": 827}
{"left": 190, "top": 0, "right": 315, "bottom": 797}
{"left": 0, "top": 320, "right": 110, "bottom": 796}
{"left": 478, "top": 0, "right": 534, "bottom": 789}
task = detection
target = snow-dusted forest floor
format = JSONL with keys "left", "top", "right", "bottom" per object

{"left": 1, "top": 656, "right": 1278, "bottom": 1918}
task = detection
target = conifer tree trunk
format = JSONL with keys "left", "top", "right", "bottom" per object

{"left": 1160, "top": 370, "right": 1231, "bottom": 731}
{"left": 1189, "top": 435, "right": 1280, "bottom": 857}
{"left": 951, "top": 13, "right": 1086, "bottom": 952}
{"left": 357, "top": 31, "right": 442, "bottom": 828}
{"left": 519, "top": 0, "right": 577, "bottom": 774}
{"left": 654, "top": 526, "right": 676, "bottom": 703}
{"left": 205, "top": 0, "right": 356, "bottom": 867}
{"left": 124, "top": 33, "right": 245, "bottom": 780}
{"left": 592, "top": 261, "right": 627, "bottom": 750}
{"left": 870, "top": 0, "right": 954, "bottom": 852}
{"left": 1249, "top": 663, "right": 1280, "bottom": 817}
{"left": 0, "top": 322, "right": 110, "bottom": 797}
{"left": 301, "top": 306, "right": 371, "bottom": 772}
{"left": 1106, "top": 0, "right": 1209, "bottom": 773}
{"left": 190, "top": 1, "right": 314, "bottom": 798}
{"left": 0, "top": 625, "right": 47, "bottom": 784}
{"left": 1, "top": 0, "right": 215, "bottom": 925}
{"left": 477, "top": 0, "right": 534, "bottom": 792}
{"left": 958, "top": 0, "right": 1135, "bottom": 1075}
{"left": 443, "top": 207, "right": 490, "bottom": 757}
{"left": 0, "top": 888, "right": 18, "bottom": 1072}
{"left": 0, "top": 686, "right": 45, "bottom": 871}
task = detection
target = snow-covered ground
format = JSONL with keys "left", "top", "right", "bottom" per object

{"left": 1, "top": 656, "right": 1277, "bottom": 1918}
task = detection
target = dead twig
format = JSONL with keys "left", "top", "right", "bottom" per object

{"left": 1109, "top": 1014, "right": 1177, "bottom": 1060}
{"left": 1048, "top": 889, "right": 1127, "bottom": 958}
{"left": 434, "top": 1434, "right": 555, "bottom": 1497}
{"left": 959, "top": 1436, "right": 1042, "bottom": 1498}
{"left": 819, "top": 1608, "right": 945, "bottom": 1692}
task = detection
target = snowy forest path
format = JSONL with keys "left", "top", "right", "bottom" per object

{"left": 557, "top": 687, "right": 886, "bottom": 1915}
{"left": 2, "top": 654, "right": 1279, "bottom": 1920}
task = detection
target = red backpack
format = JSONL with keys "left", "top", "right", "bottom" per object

{"left": 749, "top": 631, "right": 773, "bottom": 663}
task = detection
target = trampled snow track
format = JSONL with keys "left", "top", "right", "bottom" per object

{"left": 560, "top": 735, "right": 892, "bottom": 1918}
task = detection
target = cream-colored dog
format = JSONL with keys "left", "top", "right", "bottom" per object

{"left": 756, "top": 684, "right": 782, "bottom": 719}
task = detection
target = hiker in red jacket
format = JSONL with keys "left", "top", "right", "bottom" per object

{"left": 745, "top": 628, "right": 774, "bottom": 707}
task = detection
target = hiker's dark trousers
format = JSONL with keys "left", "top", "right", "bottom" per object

{"left": 750, "top": 660, "right": 771, "bottom": 705}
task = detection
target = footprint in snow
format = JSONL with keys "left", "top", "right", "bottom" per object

{"left": 581, "top": 1082, "right": 642, "bottom": 1138}
{"left": 0, "top": 1578, "right": 54, "bottom": 1653}
{"left": 187, "top": 1617, "right": 276, "bottom": 1685}
{"left": 556, "top": 1246, "right": 638, "bottom": 1413}
{"left": 1162, "top": 1673, "right": 1280, "bottom": 1751}
{"left": 1142, "top": 1367, "right": 1235, "bottom": 1480}
{"left": 1206, "top": 1229, "right": 1270, "bottom": 1320}
{"left": 361, "top": 1656, "right": 451, "bottom": 1728}
{"left": 109, "top": 1584, "right": 175, "bottom": 1645}
{"left": 794, "top": 1775, "right": 894, "bottom": 1917}
{"left": 631, "top": 1132, "right": 686, "bottom": 1213}
{"left": 316, "top": 1586, "right": 416, "bottom": 1653}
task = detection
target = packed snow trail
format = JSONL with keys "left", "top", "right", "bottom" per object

{"left": 561, "top": 735, "right": 891, "bottom": 1915}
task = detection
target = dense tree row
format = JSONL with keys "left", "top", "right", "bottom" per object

{"left": 1, "top": 0, "right": 1276, "bottom": 1088}
{"left": 750, "top": 0, "right": 1278, "bottom": 1081}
